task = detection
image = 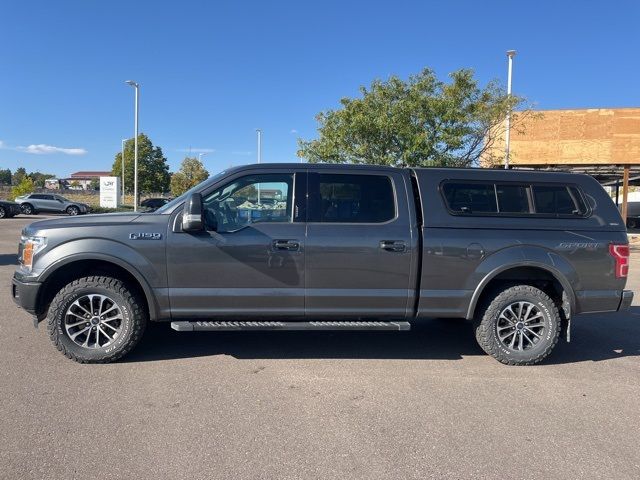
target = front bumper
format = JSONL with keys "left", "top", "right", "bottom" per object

{"left": 618, "top": 290, "right": 634, "bottom": 311}
{"left": 12, "top": 276, "right": 41, "bottom": 315}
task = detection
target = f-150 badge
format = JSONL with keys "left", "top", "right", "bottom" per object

{"left": 129, "top": 233, "right": 162, "bottom": 240}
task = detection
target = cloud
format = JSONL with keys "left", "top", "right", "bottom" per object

{"left": 231, "top": 151, "right": 253, "bottom": 156}
{"left": 290, "top": 129, "right": 298, "bottom": 134}
{"left": 0, "top": 140, "right": 87, "bottom": 155}
{"left": 15, "top": 144, "right": 87, "bottom": 155}
{"left": 176, "top": 148, "right": 215, "bottom": 154}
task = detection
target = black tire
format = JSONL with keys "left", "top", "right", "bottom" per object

{"left": 21, "top": 203, "right": 34, "bottom": 215}
{"left": 0, "top": 207, "right": 5, "bottom": 219}
{"left": 67, "top": 205, "right": 80, "bottom": 216}
{"left": 47, "top": 276, "right": 147, "bottom": 363}
{"left": 627, "top": 218, "right": 637, "bottom": 229}
{"left": 474, "top": 285, "right": 561, "bottom": 366}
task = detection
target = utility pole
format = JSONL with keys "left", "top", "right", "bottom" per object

{"left": 121, "top": 139, "right": 126, "bottom": 203}
{"left": 125, "top": 80, "right": 140, "bottom": 210}
{"left": 504, "top": 50, "right": 516, "bottom": 169}
{"left": 256, "top": 129, "right": 262, "bottom": 204}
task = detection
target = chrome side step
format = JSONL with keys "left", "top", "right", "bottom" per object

{"left": 170, "top": 320, "right": 411, "bottom": 332}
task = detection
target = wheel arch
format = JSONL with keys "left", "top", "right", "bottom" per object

{"left": 466, "top": 261, "right": 576, "bottom": 321}
{"left": 35, "top": 254, "right": 158, "bottom": 322}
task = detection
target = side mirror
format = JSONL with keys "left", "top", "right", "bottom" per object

{"left": 181, "top": 193, "right": 204, "bottom": 232}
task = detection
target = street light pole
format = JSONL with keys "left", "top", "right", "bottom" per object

{"left": 256, "top": 129, "right": 262, "bottom": 164}
{"left": 504, "top": 50, "right": 516, "bottom": 170}
{"left": 198, "top": 152, "right": 207, "bottom": 163}
{"left": 256, "top": 129, "right": 262, "bottom": 204}
{"left": 121, "top": 139, "right": 126, "bottom": 203}
{"left": 125, "top": 80, "right": 139, "bottom": 210}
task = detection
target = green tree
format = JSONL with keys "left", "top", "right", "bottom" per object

{"left": 297, "top": 68, "right": 529, "bottom": 167}
{"left": 10, "top": 176, "right": 35, "bottom": 200}
{"left": 28, "top": 171, "right": 55, "bottom": 188}
{"left": 170, "top": 157, "right": 210, "bottom": 196}
{"left": 12, "top": 167, "right": 27, "bottom": 185}
{"left": 112, "top": 134, "right": 171, "bottom": 195}
{"left": 0, "top": 168, "right": 11, "bottom": 185}
{"left": 89, "top": 178, "right": 100, "bottom": 190}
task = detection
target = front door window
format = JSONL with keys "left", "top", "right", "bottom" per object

{"left": 203, "top": 174, "right": 293, "bottom": 232}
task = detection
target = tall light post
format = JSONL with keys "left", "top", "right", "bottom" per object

{"left": 198, "top": 152, "right": 207, "bottom": 163}
{"left": 121, "top": 138, "right": 127, "bottom": 203}
{"left": 125, "top": 80, "right": 139, "bottom": 210}
{"left": 256, "top": 129, "right": 262, "bottom": 164}
{"left": 504, "top": 50, "right": 516, "bottom": 169}
{"left": 256, "top": 129, "right": 262, "bottom": 204}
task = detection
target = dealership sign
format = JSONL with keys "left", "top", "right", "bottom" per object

{"left": 99, "top": 176, "right": 121, "bottom": 208}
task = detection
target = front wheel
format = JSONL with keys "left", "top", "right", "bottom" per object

{"left": 47, "top": 276, "right": 147, "bottom": 363}
{"left": 21, "top": 203, "right": 35, "bottom": 215}
{"left": 67, "top": 205, "right": 80, "bottom": 216}
{"left": 474, "top": 285, "right": 561, "bottom": 366}
{"left": 0, "top": 207, "right": 5, "bottom": 219}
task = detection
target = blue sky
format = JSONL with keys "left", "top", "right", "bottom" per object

{"left": 1, "top": 0, "right": 639, "bottom": 177}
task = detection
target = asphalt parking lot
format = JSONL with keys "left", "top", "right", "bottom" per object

{"left": 1, "top": 215, "right": 639, "bottom": 480}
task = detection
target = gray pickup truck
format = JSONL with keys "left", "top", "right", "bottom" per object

{"left": 12, "top": 164, "right": 633, "bottom": 365}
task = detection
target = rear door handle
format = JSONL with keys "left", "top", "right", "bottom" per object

{"left": 273, "top": 239, "right": 300, "bottom": 251}
{"left": 379, "top": 240, "right": 406, "bottom": 252}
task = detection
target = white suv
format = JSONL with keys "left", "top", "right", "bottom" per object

{"left": 15, "top": 193, "right": 90, "bottom": 216}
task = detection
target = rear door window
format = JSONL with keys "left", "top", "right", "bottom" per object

{"left": 311, "top": 174, "right": 395, "bottom": 223}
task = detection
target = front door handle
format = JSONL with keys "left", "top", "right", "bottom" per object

{"left": 379, "top": 240, "right": 406, "bottom": 252}
{"left": 273, "top": 239, "right": 300, "bottom": 251}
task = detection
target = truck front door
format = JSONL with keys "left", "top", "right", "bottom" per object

{"left": 166, "top": 170, "right": 306, "bottom": 319}
{"left": 305, "top": 170, "right": 415, "bottom": 319}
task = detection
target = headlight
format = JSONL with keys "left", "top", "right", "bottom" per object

{"left": 20, "top": 236, "right": 47, "bottom": 271}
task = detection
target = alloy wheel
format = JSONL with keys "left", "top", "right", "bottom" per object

{"left": 64, "top": 294, "right": 123, "bottom": 349}
{"left": 496, "top": 301, "right": 545, "bottom": 352}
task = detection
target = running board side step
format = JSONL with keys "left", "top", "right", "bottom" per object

{"left": 171, "top": 320, "right": 411, "bottom": 332}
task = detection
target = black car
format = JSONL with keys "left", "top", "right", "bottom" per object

{"left": 0, "top": 200, "right": 21, "bottom": 218}
{"left": 140, "top": 197, "right": 170, "bottom": 211}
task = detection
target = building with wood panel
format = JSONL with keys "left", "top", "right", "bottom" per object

{"left": 482, "top": 107, "right": 640, "bottom": 217}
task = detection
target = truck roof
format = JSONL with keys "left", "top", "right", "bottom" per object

{"left": 232, "top": 162, "right": 592, "bottom": 180}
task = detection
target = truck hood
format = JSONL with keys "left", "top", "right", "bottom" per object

{"left": 23, "top": 213, "right": 142, "bottom": 235}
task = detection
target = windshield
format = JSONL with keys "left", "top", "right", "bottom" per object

{"left": 56, "top": 196, "right": 69, "bottom": 202}
{"left": 154, "top": 170, "right": 228, "bottom": 214}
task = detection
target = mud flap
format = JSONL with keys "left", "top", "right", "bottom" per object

{"left": 560, "top": 291, "right": 571, "bottom": 343}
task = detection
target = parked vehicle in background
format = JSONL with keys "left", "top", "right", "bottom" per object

{"left": 15, "top": 193, "right": 90, "bottom": 216}
{"left": 12, "top": 164, "right": 633, "bottom": 365}
{"left": 140, "top": 197, "right": 170, "bottom": 211}
{"left": 0, "top": 199, "right": 21, "bottom": 218}
{"left": 627, "top": 216, "right": 640, "bottom": 229}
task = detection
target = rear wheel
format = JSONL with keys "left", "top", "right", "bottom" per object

{"left": 0, "top": 207, "right": 5, "bottom": 218}
{"left": 21, "top": 203, "right": 34, "bottom": 215}
{"left": 474, "top": 285, "right": 561, "bottom": 365}
{"left": 67, "top": 205, "right": 80, "bottom": 216}
{"left": 47, "top": 276, "right": 147, "bottom": 363}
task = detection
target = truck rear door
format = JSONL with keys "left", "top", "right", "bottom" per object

{"left": 305, "top": 169, "right": 416, "bottom": 319}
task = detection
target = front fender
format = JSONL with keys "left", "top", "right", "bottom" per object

{"left": 35, "top": 238, "right": 165, "bottom": 321}
{"left": 465, "top": 245, "right": 577, "bottom": 319}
